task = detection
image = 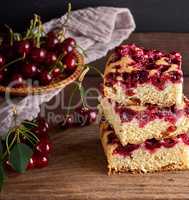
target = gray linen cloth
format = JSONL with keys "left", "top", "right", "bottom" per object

{"left": 0, "top": 7, "right": 135, "bottom": 136}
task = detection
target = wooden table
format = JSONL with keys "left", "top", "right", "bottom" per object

{"left": 1, "top": 33, "right": 189, "bottom": 200}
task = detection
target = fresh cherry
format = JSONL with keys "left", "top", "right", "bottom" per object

{"left": 0, "top": 70, "right": 5, "bottom": 83}
{"left": 62, "top": 115, "right": 75, "bottom": 129}
{"left": 17, "top": 40, "right": 31, "bottom": 56}
{"left": 5, "top": 160, "right": 14, "bottom": 171}
{"left": 35, "top": 138, "right": 52, "bottom": 156}
{"left": 57, "top": 42, "right": 73, "bottom": 55}
{"left": 0, "top": 54, "right": 5, "bottom": 67}
{"left": 75, "top": 107, "right": 89, "bottom": 126}
{"left": 47, "top": 34, "right": 59, "bottom": 49}
{"left": 31, "top": 48, "right": 46, "bottom": 63}
{"left": 10, "top": 73, "right": 25, "bottom": 88}
{"left": 63, "top": 37, "right": 76, "bottom": 47}
{"left": 51, "top": 67, "right": 61, "bottom": 79}
{"left": 40, "top": 70, "right": 52, "bottom": 85}
{"left": 87, "top": 109, "right": 97, "bottom": 123}
{"left": 33, "top": 118, "right": 49, "bottom": 138}
{"left": 35, "top": 154, "right": 48, "bottom": 168}
{"left": 27, "top": 157, "right": 35, "bottom": 170}
{"left": 63, "top": 53, "right": 77, "bottom": 71}
{"left": 46, "top": 52, "right": 57, "bottom": 65}
{"left": 22, "top": 63, "right": 38, "bottom": 78}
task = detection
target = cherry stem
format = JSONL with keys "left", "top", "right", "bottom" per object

{"left": 49, "top": 53, "right": 65, "bottom": 73}
{"left": 66, "top": 83, "right": 78, "bottom": 116}
{"left": 2, "top": 130, "right": 16, "bottom": 161}
{"left": 75, "top": 44, "right": 87, "bottom": 58}
{"left": 4, "top": 24, "right": 14, "bottom": 46}
{"left": 62, "top": 2, "right": 72, "bottom": 27}
{"left": 86, "top": 64, "right": 103, "bottom": 78}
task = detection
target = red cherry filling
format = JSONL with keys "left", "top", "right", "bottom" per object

{"left": 114, "top": 102, "right": 177, "bottom": 127}
{"left": 168, "top": 71, "right": 182, "bottom": 83}
{"left": 184, "top": 103, "right": 189, "bottom": 117}
{"left": 144, "top": 138, "right": 161, "bottom": 151}
{"left": 150, "top": 74, "right": 166, "bottom": 90}
{"left": 105, "top": 72, "right": 120, "bottom": 86}
{"left": 167, "top": 126, "right": 177, "bottom": 133}
{"left": 109, "top": 45, "right": 182, "bottom": 92}
{"left": 162, "top": 138, "right": 177, "bottom": 148}
{"left": 108, "top": 132, "right": 119, "bottom": 144}
{"left": 180, "top": 134, "right": 189, "bottom": 145}
{"left": 115, "top": 45, "right": 130, "bottom": 57}
{"left": 170, "top": 52, "right": 182, "bottom": 65}
{"left": 118, "top": 108, "right": 137, "bottom": 122}
{"left": 113, "top": 143, "right": 140, "bottom": 156}
{"left": 137, "top": 111, "right": 156, "bottom": 128}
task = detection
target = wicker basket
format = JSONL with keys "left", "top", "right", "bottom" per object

{"left": 0, "top": 50, "right": 84, "bottom": 96}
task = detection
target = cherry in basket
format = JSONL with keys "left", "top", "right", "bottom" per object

{"left": 0, "top": 15, "right": 79, "bottom": 88}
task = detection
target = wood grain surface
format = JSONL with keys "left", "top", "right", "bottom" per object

{"left": 1, "top": 33, "right": 189, "bottom": 200}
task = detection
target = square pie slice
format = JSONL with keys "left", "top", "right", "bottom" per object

{"left": 100, "top": 121, "right": 189, "bottom": 174}
{"left": 103, "top": 44, "right": 183, "bottom": 107}
{"left": 99, "top": 97, "right": 189, "bottom": 145}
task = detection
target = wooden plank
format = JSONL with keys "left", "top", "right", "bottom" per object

{"left": 1, "top": 77, "right": 189, "bottom": 200}
{"left": 90, "top": 33, "right": 189, "bottom": 76}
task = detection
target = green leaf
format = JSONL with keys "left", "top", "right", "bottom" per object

{"left": 0, "top": 162, "right": 5, "bottom": 190}
{"left": 9, "top": 143, "right": 33, "bottom": 173}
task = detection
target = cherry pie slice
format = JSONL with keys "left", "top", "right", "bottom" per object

{"left": 100, "top": 121, "right": 189, "bottom": 174}
{"left": 103, "top": 44, "right": 183, "bottom": 107}
{"left": 99, "top": 97, "right": 189, "bottom": 145}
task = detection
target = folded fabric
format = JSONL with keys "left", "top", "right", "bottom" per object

{"left": 44, "top": 7, "right": 135, "bottom": 63}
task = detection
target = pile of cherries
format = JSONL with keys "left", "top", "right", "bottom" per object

{"left": 27, "top": 117, "right": 52, "bottom": 169}
{"left": 0, "top": 26, "right": 78, "bottom": 87}
{"left": 62, "top": 106, "right": 97, "bottom": 129}
{"left": 6, "top": 117, "right": 52, "bottom": 171}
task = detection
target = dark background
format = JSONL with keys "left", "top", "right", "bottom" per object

{"left": 1, "top": 0, "right": 189, "bottom": 32}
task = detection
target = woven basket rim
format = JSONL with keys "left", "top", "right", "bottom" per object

{"left": 0, "top": 50, "right": 84, "bottom": 96}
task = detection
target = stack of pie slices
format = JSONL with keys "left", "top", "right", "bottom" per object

{"left": 99, "top": 44, "right": 189, "bottom": 173}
